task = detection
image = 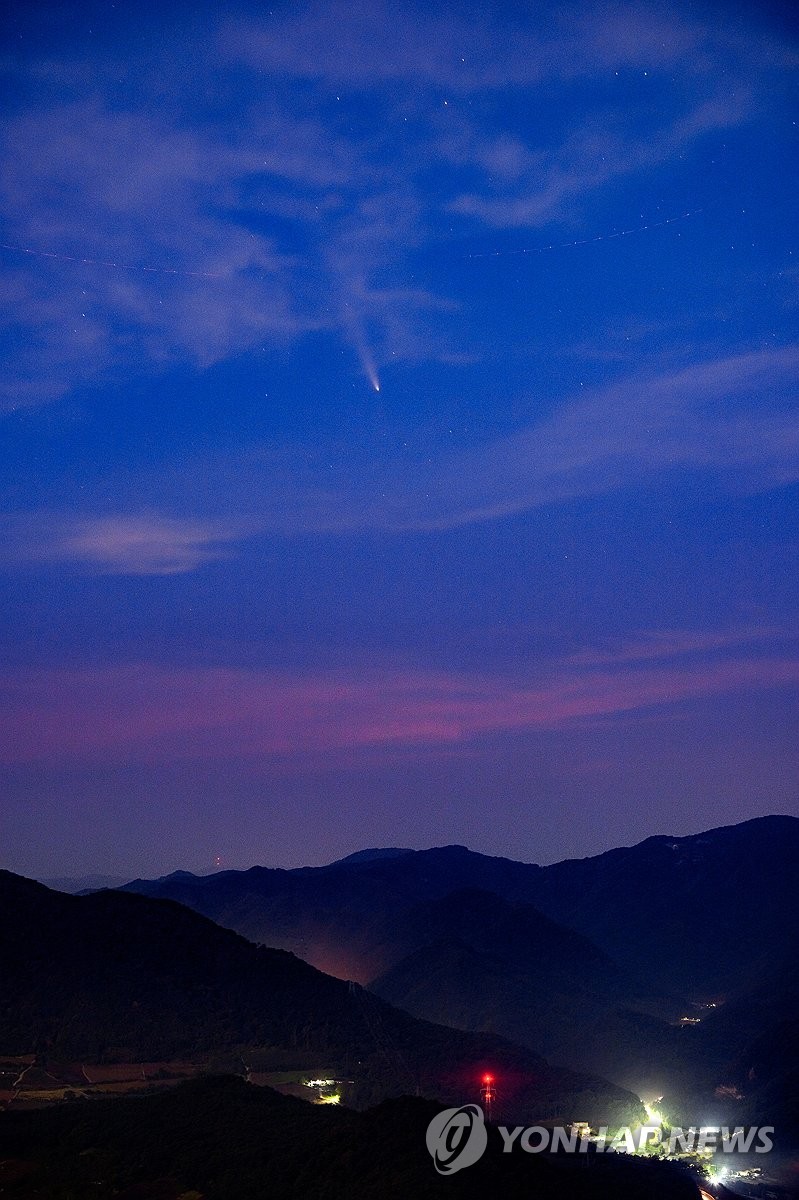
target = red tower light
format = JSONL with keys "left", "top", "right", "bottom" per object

{"left": 480, "top": 1072, "right": 497, "bottom": 1121}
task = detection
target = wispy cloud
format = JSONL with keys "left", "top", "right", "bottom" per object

{"left": 446, "top": 90, "right": 751, "bottom": 229}
{"left": 387, "top": 344, "right": 799, "bottom": 529}
{"left": 220, "top": 2, "right": 711, "bottom": 91}
{"left": 155, "top": 343, "right": 799, "bottom": 536}
{"left": 2, "top": 343, "right": 795, "bottom": 567}
{"left": 1, "top": 639, "right": 795, "bottom": 765}
{"left": 0, "top": 57, "right": 447, "bottom": 407}
{"left": 567, "top": 625, "right": 796, "bottom": 666}
{"left": 1, "top": 2, "right": 790, "bottom": 408}
{"left": 0, "top": 100, "right": 315, "bottom": 408}
{"left": 5, "top": 513, "right": 253, "bottom": 575}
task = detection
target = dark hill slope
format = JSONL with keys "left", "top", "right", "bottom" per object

{"left": 0, "top": 871, "right": 641, "bottom": 1125}
{"left": 523, "top": 814, "right": 799, "bottom": 996}
{"left": 0, "top": 1075, "right": 701, "bottom": 1200}
{"left": 371, "top": 888, "right": 677, "bottom": 1083}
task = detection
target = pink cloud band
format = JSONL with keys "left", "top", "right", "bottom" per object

{"left": 1, "top": 649, "right": 796, "bottom": 766}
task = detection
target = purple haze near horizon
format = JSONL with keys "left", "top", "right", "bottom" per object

{"left": 1, "top": 0, "right": 797, "bottom": 879}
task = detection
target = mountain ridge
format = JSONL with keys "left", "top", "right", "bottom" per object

{"left": 122, "top": 814, "right": 799, "bottom": 995}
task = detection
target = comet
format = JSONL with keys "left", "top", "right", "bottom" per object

{"left": 355, "top": 337, "right": 381, "bottom": 393}
{"left": 340, "top": 295, "right": 380, "bottom": 392}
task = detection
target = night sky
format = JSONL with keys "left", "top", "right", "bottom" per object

{"left": 1, "top": 0, "right": 797, "bottom": 880}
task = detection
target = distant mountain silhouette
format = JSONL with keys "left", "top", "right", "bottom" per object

{"left": 39, "top": 874, "right": 131, "bottom": 894}
{"left": 123, "top": 842, "right": 545, "bottom": 982}
{"left": 331, "top": 847, "right": 414, "bottom": 866}
{"left": 124, "top": 815, "right": 799, "bottom": 996}
{"left": 0, "top": 870, "right": 641, "bottom": 1126}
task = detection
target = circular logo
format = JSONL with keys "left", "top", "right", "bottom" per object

{"left": 425, "top": 1104, "right": 488, "bottom": 1174}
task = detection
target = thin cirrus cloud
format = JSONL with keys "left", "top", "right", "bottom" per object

{"left": 0, "top": 646, "right": 796, "bottom": 766}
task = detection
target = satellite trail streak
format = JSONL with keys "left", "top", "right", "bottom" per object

{"left": 0, "top": 242, "right": 224, "bottom": 279}
{"left": 465, "top": 210, "right": 701, "bottom": 259}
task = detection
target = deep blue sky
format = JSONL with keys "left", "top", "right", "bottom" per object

{"left": 1, "top": 0, "right": 797, "bottom": 879}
